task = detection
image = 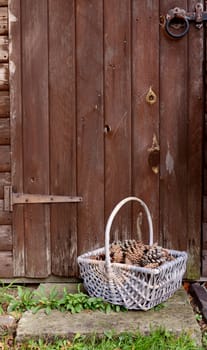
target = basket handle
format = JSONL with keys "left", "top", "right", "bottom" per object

{"left": 105, "top": 197, "right": 153, "bottom": 272}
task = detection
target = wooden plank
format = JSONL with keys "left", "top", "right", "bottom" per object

{"left": 202, "top": 249, "right": 207, "bottom": 277}
{"left": 204, "top": 169, "right": 207, "bottom": 196}
{"left": 0, "top": 7, "right": 7, "bottom": 35}
{"left": 0, "top": 200, "right": 11, "bottom": 224}
{"left": 0, "top": 225, "right": 11, "bottom": 250}
{"left": 0, "top": 91, "right": 9, "bottom": 117}
{"left": 0, "top": 63, "right": 8, "bottom": 90}
{"left": 205, "top": 119, "right": 207, "bottom": 133}
{"left": 203, "top": 223, "right": 207, "bottom": 249}
{"left": 0, "top": 251, "right": 12, "bottom": 277}
{"left": 21, "top": 0, "right": 50, "bottom": 277}
{"left": 104, "top": 0, "right": 131, "bottom": 242}
{"left": 49, "top": 0, "right": 77, "bottom": 276}
{"left": 205, "top": 141, "right": 207, "bottom": 167}
{"left": 9, "top": 0, "right": 24, "bottom": 276}
{"left": 76, "top": 0, "right": 104, "bottom": 254}
{"left": 0, "top": 145, "right": 10, "bottom": 171}
{"left": 0, "top": 172, "right": 10, "bottom": 198}
{"left": 203, "top": 197, "right": 207, "bottom": 223}
{"left": 188, "top": 0, "right": 203, "bottom": 279}
{"left": 0, "top": 36, "right": 8, "bottom": 63}
{"left": 132, "top": 0, "right": 160, "bottom": 244}
{"left": 204, "top": 1, "right": 207, "bottom": 277}
{"left": 160, "top": 0, "right": 188, "bottom": 252}
{"left": 0, "top": 1, "right": 8, "bottom": 7}
{"left": 0, "top": 118, "right": 10, "bottom": 144}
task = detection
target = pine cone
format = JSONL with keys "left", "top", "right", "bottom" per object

{"left": 123, "top": 240, "right": 145, "bottom": 265}
{"left": 90, "top": 253, "right": 105, "bottom": 261}
{"left": 140, "top": 243, "right": 174, "bottom": 267}
{"left": 110, "top": 241, "right": 125, "bottom": 263}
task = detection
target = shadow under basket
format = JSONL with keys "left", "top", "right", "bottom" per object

{"left": 77, "top": 197, "right": 188, "bottom": 311}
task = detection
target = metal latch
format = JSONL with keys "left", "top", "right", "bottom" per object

{"left": 164, "top": 2, "right": 205, "bottom": 39}
{"left": 3, "top": 186, "right": 83, "bottom": 212}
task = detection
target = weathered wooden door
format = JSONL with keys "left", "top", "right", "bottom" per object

{"left": 8, "top": 0, "right": 203, "bottom": 279}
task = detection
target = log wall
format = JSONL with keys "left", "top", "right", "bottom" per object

{"left": 0, "top": 0, "right": 12, "bottom": 276}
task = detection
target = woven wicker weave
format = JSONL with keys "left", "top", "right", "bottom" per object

{"left": 77, "top": 197, "right": 188, "bottom": 310}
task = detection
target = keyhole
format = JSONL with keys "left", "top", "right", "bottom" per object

{"left": 149, "top": 94, "right": 155, "bottom": 102}
{"left": 104, "top": 124, "right": 112, "bottom": 134}
{"left": 146, "top": 87, "right": 157, "bottom": 105}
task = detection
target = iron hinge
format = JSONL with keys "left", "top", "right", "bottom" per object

{"left": 165, "top": 2, "right": 206, "bottom": 39}
{"left": 3, "top": 186, "right": 83, "bottom": 212}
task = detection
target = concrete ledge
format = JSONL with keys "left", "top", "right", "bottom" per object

{"left": 16, "top": 287, "right": 202, "bottom": 345}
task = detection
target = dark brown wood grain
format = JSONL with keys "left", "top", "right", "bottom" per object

{"left": 0, "top": 36, "right": 8, "bottom": 62}
{"left": 160, "top": 0, "right": 188, "bottom": 251}
{"left": 49, "top": 0, "right": 77, "bottom": 276}
{"left": 0, "top": 172, "right": 10, "bottom": 198}
{"left": 0, "top": 145, "right": 10, "bottom": 171}
{"left": 0, "top": 225, "right": 12, "bottom": 250}
{"left": 0, "top": 7, "right": 7, "bottom": 35}
{"left": 0, "top": 118, "right": 10, "bottom": 144}
{"left": 104, "top": 0, "right": 131, "bottom": 242}
{"left": 0, "top": 251, "right": 12, "bottom": 277}
{"left": 76, "top": 0, "right": 104, "bottom": 254}
{"left": 204, "top": 197, "right": 207, "bottom": 223}
{"left": 9, "top": 0, "right": 24, "bottom": 277}
{"left": 21, "top": 0, "right": 50, "bottom": 277}
{"left": 0, "top": 91, "right": 9, "bottom": 117}
{"left": 188, "top": 0, "right": 203, "bottom": 279}
{"left": 132, "top": 0, "right": 160, "bottom": 244}
{"left": 6, "top": 0, "right": 205, "bottom": 280}
{"left": 0, "top": 1, "right": 8, "bottom": 7}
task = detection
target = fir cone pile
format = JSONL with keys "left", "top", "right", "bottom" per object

{"left": 140, "top": 243, "right": 174, "bottom": 268}
{"left": 90, "top": 239, "right": 175, "bottom": 269}
{"left": 110, "top": 239, "right": 174, "bottom": 268}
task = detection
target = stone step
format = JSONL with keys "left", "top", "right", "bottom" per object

{"left": 15, "top": 286, "right": 202, "bottom": 346}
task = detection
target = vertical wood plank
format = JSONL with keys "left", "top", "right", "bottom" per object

{"left": 160, "top": 1, "right": 188, "bottom": 250}
{"left": 104, "top": 0, "right": 131, "bottom": 241}
{"left": 76, "top": 0, "right": 104, "bottom": 253}
{"left": 132, "top": 0, "right": 160, "bottom": 244}
{"left": 188, "top": 0, "right": 203, "bottom": 278}
{"left": 9, "top": 0, "right": 24, "bottom": 276}
{"left": 49, "top": 0, "right": 77, "bottom": 276}
{"left": 21, "top": 0, "right": 50, "bottom": 277}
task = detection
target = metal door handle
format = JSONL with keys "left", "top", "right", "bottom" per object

{"left": 165, "top": 2, "right": 205, "bottom": 39}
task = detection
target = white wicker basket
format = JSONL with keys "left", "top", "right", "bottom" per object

{"left": 77, "top": 197, "right": 188, "bottom": 310}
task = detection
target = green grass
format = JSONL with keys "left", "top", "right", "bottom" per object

{"left": 1, "top": 329, "right": 202, "bottom": 350}
{"left": 0, "top": 283, "right": 204, "bottom": 349}
{"left": 0, "top": 283, "right": 126, "bottom": 316}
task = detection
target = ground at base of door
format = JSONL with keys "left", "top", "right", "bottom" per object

{"left": 12, "top": 284, "right": 201, "bottom": 346}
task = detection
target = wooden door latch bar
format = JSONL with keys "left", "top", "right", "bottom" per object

{"left": 3, "top": 186, "right": 83, "bottom": 212}
{"left": 164, "top": 2, "right": 205, "bottom": 39}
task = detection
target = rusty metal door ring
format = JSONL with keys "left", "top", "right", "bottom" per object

{"left": 165, "top": 16, "right": 190, "bottom": 39}
{"left": 165, "top": 3, "right": 204, "bottom": 39}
